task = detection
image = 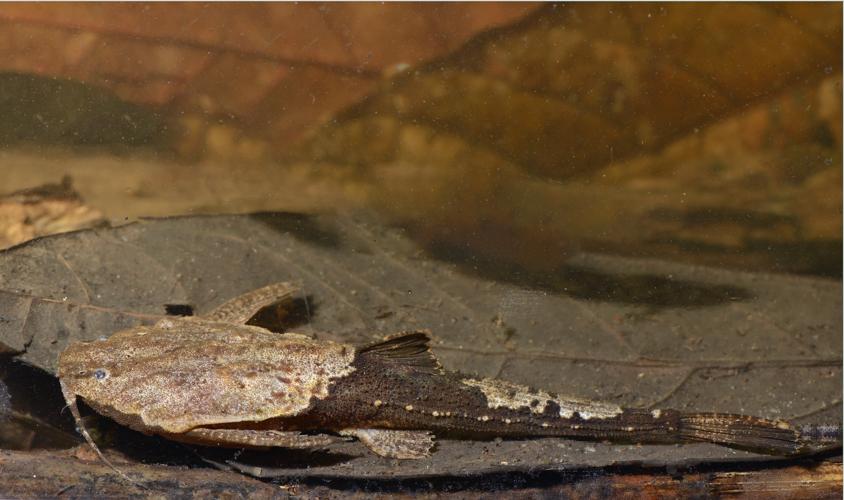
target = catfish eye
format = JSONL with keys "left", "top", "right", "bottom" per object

{"left": 93, "top": 369, "right": 108, "bottom": 380}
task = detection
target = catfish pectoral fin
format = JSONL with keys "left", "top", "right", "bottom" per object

{"left": 341, "top": 428, "right": 435, "bottom": 459}
{"left": 170, "top": 428, "right": 342, "bottom": 449}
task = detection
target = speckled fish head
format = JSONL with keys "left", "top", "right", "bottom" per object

{"left": 57, "top": 334, "right": 132, "bottom": 401}
{"left": 57, "top": 319, "right": 357, "bottom": 433}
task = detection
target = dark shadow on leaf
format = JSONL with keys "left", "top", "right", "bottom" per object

{"left": 423, "top": 240, "right": 754, "bottom": 308}
{"left": 556, "top": 265, "right": 753, "bottom": 307}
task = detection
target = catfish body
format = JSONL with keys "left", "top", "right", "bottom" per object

{"left": 57, "top": 282, "right": 839, "bottom": 462}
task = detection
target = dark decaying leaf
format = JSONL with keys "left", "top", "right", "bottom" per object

{"left": 0, "top": 213, "right": 839, "bottom": 479}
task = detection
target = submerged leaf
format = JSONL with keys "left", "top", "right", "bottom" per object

{"left": 0, "top": 213, "right": 839, "bottom": 478}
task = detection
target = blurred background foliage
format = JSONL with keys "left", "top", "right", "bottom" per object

{"left": 0, "top": 2, "right": 840, "bottom": 277}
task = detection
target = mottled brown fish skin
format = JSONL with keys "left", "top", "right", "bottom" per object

{"left": 56, "top": 318, "right": 356, "bottom": 434}
{"left": 294, "top": 346, "right": 813, "bottom": 455}
{"left": 300, "top": 349, "right": 677, "bottom": 439}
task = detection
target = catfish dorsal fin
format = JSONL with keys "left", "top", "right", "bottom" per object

{"left": 360, "top": 331, "right": 441, "bottom": 373}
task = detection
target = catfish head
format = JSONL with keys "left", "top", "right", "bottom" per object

{"left": 58, "top": 318, "right": 357, "bottom": 434}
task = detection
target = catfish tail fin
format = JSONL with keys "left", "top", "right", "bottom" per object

{"left": 679, "top": 413, "right": 841, "bottom": 455}
{"left": 795, "top": 422, "right": 842, "bottom": 453}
